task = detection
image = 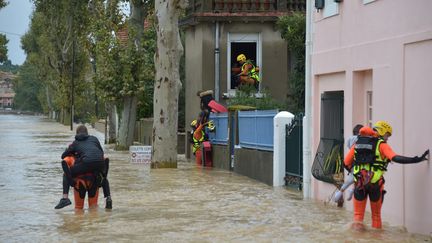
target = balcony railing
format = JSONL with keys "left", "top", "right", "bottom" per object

{"left": 186, "top": 0, "right": 305, "bottom": 15}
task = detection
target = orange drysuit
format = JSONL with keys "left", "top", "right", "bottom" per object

{"left": 344, "top": 126, "right": 396, "bottom": 228}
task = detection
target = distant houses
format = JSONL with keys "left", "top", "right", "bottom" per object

{"left": 0, "top": 71, "right": 15, "bottom": 109}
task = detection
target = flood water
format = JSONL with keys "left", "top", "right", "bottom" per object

{"left": 0, "top": 114, "right": 430, "bottom": 242}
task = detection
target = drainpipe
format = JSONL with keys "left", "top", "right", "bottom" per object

{"left": 214, "top": 21, "right": 220, "bottom": 102}
{"left": 303, "top": 0, "right": 313, "bottom": 199}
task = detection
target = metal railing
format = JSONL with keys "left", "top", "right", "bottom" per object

{"left": 186, "top": 0, "right": 305, "bottom": 14}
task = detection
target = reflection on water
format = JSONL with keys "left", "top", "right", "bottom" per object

{"left": 0, "top": 114, "right": 430, "bottom": 242}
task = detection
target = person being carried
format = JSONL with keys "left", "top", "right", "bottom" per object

{"left": 236, "top": 54, "right": 260, "bottom": 89}
{"left": 333, "top": 124, "right": 364, "bottom": 203}
{"left": 196, "top": 90, "right": 228, "bottom": 114}
{"left": 190, "top": 111, "right": 214, "bottom": 165}
{"left": 344, "top": 121, "right": 429, "bottom": 230}
{"left": 55, "top": 125, "right": 112, "bottom": 210}
{"left": 60, "top": 155, "right": 107, "bottom": 210}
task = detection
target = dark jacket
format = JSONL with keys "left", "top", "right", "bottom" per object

{"left": 61, "top": 134, "right": 104, "bottom": 164}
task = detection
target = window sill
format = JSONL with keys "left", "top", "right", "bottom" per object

{"left": 222, "top": 91, "right": 264, "bottom": 99}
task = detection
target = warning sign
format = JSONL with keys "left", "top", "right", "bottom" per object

{"left": 129, "top": 146, "right": 152, "bottom": 164}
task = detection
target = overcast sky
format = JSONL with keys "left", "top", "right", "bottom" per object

{"left": 0, "top": 1, "right": 131, "bottom": 66}
{"left": 0, "top": 0, "right": 34, "bottom": 65}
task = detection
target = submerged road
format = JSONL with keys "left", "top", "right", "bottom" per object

{"left": 0, "top": 114, "right": 429, "bottom": 242}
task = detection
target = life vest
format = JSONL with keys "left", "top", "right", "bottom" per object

{"left": 353, "top": 136, "right": 390, "bottom": 184}
{"left": 241, "top": 60, "right": 260, "bottom": 82}
{"left": 192, "top": 128, "right": 205, "bottom": 154}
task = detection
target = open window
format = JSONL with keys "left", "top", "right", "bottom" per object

{"left": 227, "top": 33, "right": 261, "bottom": 95}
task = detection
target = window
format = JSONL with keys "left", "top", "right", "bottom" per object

{"left": 367, "top": 91, "right": 373, "bottom": 127}
{"left": 227, "top": 33, "right": 261, "bottom": 94}
{"left": 323, "top": 0, "right": 339, "bottom": 18}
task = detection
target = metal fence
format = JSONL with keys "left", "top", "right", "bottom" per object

{"left": 208, "top": 112, "right": 229, "bottom": 145}
{"left": 285, "top": 115, "right": 303, "bottom": 189}
{"left": 238, "top": 109, "right": 278, "bottom": 151}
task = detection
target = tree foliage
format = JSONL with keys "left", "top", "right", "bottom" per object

{"left": 12, "top": 61, "right": 43, "bottom": 112}
{"left": 0, "top": 0, "right": 7, "bottom": 9}
{"left": 90, "top": 1, "right": 155, "bottom": 117}
{"left": 0, "top": 0, "right": 7, "bottom": 64}
{"left": 0, "top": 34, "right": 7, "bottom": 64}
{"left": 21, "top": 0, "right": 92, "bottom": 122}
{"left": 276, "top": 13, "right": 306, "bottom": 115}
{"left": 227, "top": 85, "right": 284, "bottom": 110}
{"left": 0, "top": 60, "right": 19, "bottom": 73}
{"left": 15, "top": 0, "right": 157, "bottom": 141}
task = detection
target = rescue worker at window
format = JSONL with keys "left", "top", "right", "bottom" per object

{"left": 344, "top": 121, "right": 429, "bottom": 230}
{"left": 236, "top": 54, "right": 260, "bottom": 89}
{"left": 190, "top": 111, "right": 215, "bottom": 165}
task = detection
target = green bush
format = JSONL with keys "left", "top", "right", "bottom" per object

{"left": 227, "top": 85, "right": 284, "bottom": 110}
{"left": 276, "top": 13, "right": 306, "bottom": 115}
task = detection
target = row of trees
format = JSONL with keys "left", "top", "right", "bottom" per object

{"left": 12, "top": 0, "right": 187, "bottom": 166}
{"left": 10, "top": 0, "right": 304, "bottom": 166}
{"left": 0, "top": 0, "right": 8, "bottom": 63}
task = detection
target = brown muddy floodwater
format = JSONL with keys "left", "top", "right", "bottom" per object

{"left": 0, "top": 114, "right": 430, "bottom": 242}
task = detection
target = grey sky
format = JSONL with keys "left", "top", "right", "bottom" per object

{"left": 0, "top": 0, "right": 34, "bottom": 65}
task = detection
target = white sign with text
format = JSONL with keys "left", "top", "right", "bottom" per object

{"left": 129, "top": 145, "right": 152, "bottom": 164}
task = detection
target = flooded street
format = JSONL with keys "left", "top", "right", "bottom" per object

{"left": 0, "top": 114, "right": 429, "bottom": 242}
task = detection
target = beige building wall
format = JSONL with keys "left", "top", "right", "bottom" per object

{"left": 184, "top": 21, "right": 289, "bottom": 156}
{"left": 311, "top": 0, "right": 432, "bottom": 234}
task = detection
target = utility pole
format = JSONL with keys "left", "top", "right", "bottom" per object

{"left": 70, "top": 1, "right": 75, "bottom": 131}
{"left": 71, "top": 38, "right": 75, "bottom": 131}
{"left": 91, "top": 57, "right": 99, "bottom": 118}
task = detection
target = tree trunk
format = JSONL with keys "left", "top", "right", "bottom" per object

{"left": 152, "top": 0, "right": 187, "bottom": 168}
{"left": 112, "top": 0, "right": 145, "bottom": 150}
{"left": 106, "top": 102, "right": 117, "bottom": 144}
{"left": 45, "top": 86, "right": 54, "bottom": 119}
{"left": 117, "top": 96, "right": 137, "bottom": 150}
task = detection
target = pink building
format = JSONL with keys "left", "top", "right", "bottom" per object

{"left": 310, "top": 0, "right": 432, "bottom": 234}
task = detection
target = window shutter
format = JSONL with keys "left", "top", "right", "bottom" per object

{"left": 315, "top": 0, "right": 325, "bottom": 9}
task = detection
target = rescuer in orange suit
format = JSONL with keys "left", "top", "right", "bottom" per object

{"left": 344, "top": 121, "right": 429, "bottom": 230}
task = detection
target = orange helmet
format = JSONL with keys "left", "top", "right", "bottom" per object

{"left": 373, "top": 121, "right": 392, "bottom": 137}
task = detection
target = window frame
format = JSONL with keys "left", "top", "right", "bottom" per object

{"left": 323, "top": 0, "right": 339, "bottom": 18}
{"left": 226, "top": 32, "right": 262, "bottom": 95}
{"left": 366, "top": 91, "right": 373, "bottom": 127}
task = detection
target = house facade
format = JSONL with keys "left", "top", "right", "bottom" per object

{"left": 180, "top": 0, "right": 306, "bottom": 157}
{"left": 310, "top": 0, "right": 432, "bottom": 234}
{"left": 0, "top": 72, "right": 15, "bottom": 108}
